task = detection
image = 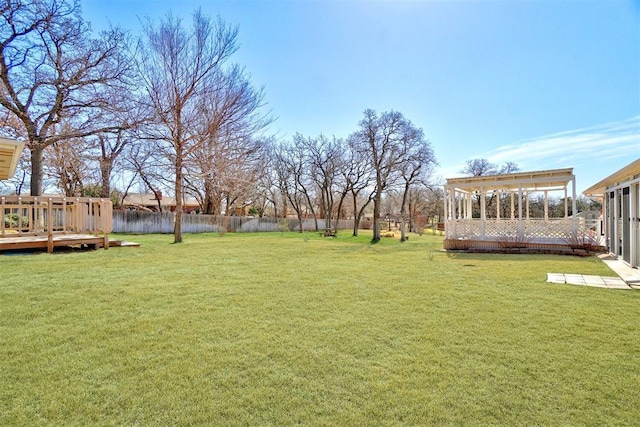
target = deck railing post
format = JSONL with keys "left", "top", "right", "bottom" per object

{"left": 1, "top": 197, "right": 4, "bottom": 237}
{"left": 17, "top": 196, "right": 22, "bottom": 237}
{"left": 47, "top": 198, "right": 54, "bottom": 253}
{"left": 62, "top": 197, "right": 68, "bottom": 234}
{"left": 89, "top": 199, "right": 96, "bottom": 235}
{"left": 75, "top": 198, "right": 81, "bottom": 232}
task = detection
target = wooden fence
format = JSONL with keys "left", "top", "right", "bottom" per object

{"left": 112, "top": 210, "right": 358, "bottom": 234}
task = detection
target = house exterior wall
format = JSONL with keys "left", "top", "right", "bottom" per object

{"left": 601, "top": 181, "right": 639, "bottom": 268}
{"left": 585, "top": 159, "right": 640, "bottom": 268}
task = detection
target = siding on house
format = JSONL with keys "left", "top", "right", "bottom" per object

{"left": 584, "top": 159, "right": 640, "bottom": 268}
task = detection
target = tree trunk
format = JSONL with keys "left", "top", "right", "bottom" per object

{"left": 203, "top": 180, "right": 218, "bottom": 214}
{"left": 174, "top": 155, "right": 183, "bottom": 243}
{"left": 334, "top": 191, "right": 348, "bottom": 234}
{"left": 100, "top": 159, "right": 112, "bottom": 198}
{"left": 351, "top": 192, "right": 359, "bottom": 236}
{"left": 30, "top": 144, "right": 44, "bottom": 196}
{"left": 297, "top": 212, "right": 303, "bottom": 233}
{"left": 372, "top": 191, "right": 382, "bottom": 242}
{"left": 400, "top": 183, "right": 410, "bottom": 242}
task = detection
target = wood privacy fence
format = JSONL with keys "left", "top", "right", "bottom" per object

{"left": 112, "top": 210, "right": 359, "bottom": 234}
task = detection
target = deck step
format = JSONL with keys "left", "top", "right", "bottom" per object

{"left": 108, "top": 240, "right": 141, "bottom": 248}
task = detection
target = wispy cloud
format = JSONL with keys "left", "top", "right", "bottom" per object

{"left": 436, "top": 116, "right": 640, "bottom": 185}
{"left": 483, "top": 115, "right": 640, "bottom": 170}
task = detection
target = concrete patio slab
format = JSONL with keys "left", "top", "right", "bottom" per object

{"left": 547, "top": 273, "right": 632, "bottom": 289}
{"left": 598, "top": 254, "right": 640, "bottom": 284}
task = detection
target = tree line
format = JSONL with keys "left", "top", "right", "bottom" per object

{"left": 0, "top": 0, "right": 440, "bottom": 243}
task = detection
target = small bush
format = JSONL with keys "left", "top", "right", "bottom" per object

{"left": 3, "top": 213, "right": 29, "bottom": 228}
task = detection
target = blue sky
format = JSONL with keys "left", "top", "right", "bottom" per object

{"left": 83, "top": 0, "right": 639, "bottom": 193}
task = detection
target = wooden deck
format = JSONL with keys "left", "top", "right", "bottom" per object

{"left": 1, "top": 196, "right": 112, "bottom": 253}
{"left": 0, "top": 233, "right": 108, "bottom": 252}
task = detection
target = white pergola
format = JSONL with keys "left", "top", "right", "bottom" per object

{"left": 444, "top": 168, "right": 579, "bottom": 247}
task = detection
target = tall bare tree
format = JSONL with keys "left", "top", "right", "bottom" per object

{"left": 351, "top": 109, "right": 426, "bottom": 242}
{"left": 461, "top": 158, "right": 519, "bottom": 217}
{"left": 398, "top": 139, "right": 436, "bottom": 242}
{"left": 344, "top": 134, "right": 374, "bottom": 236}
{"left": 0, "top": 0, "right": 134, "bottom": 195}
{"left": 276, "top": 134, "right": 320, "bottom": 230}
{"left": 45, "top": 126, "right": 94, "bottom": 196}
{"left": 183, "top": 64, "right": 271, "bottom": 215}
{"left": 93, "top": 92, "right": 151, "bottom": 198}
{"left": 299, "top": 134, "right": 345, "bottom": 231}
{"left": 138, "top": 10, "right": 239, "bottom": 242}
{"left": 125, "top": 142, "right": 167, "bottom": 212}
{"left": 274, "top": 140, "right": 307, "bottom": 232}
{"left": 253, "top": 142, "right": 283, "bottom": 217}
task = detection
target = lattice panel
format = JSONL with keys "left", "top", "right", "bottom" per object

{"left": 445, "top": 219, "right": 480, "bottom": 239}
{"left": 484, "top": 220, "right": 519, "bottom": 238}
{"left": 523, "top": 220, "right": 572, "bottom": 239}
{"left": 445, "top": 218, "right": 582, "bottom": 243}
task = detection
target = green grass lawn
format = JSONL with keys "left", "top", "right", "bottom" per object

{"left": 1, "top": 231, "right": 638, "bottom": 425}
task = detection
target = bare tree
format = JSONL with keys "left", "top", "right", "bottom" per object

{"left": 398, "top": 139, "right": 436, "bottom": 242}
{"left": 253, "top": 142, "right": 283, "bottom": 217}
{"left": 351, "top": 109, "right": 426, "bottom": 242}
{"left": 461, "top": 158, "right": 519, "bottom": 217}
{"left": 344, "top": 135, "right": 374, "bottom": 236}
{"left": 124, "top": 142, "right": 167, "bottom": 212}
{"left": 183, "top": 65, "right": 271, "bottom": 215}
{"left": 93, "top": 91, "right": 151, "bottom": 198}
{"left": 274, "top": 140, "right": 307, "bottom": 232}
{"left": 0, "top": 0, "right": 135, "bottom": 195}
{"left": 45, "top": 129, "right": 94, "bottom": 196}
{"left": 461, "top": 158, "right": 498, "bottom": 177}
{"left": 138, "top": 10, "right": 239, "bottom": 242}
{"left": 288, "top": 134, "right": 319, "bottom": 229}
{"left": 300, "top": 134, "right": 345, "bottom": 231}
{"left": 96, "top": 130, "right": 134, "bottom": 198}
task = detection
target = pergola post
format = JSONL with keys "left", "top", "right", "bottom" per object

{"left": 518, "top": 185, "right": 523, "bottom": 238}
{"left": 443, "top": 187, "right": 448, "bottom": 221}
{"left": 450, "top": 189, "right": 455, "bottom": 219}
{"left": 571, "top": 176, "right": 577, "bottom": 233}
{"left": 525, "top": 191, "right": 530, "bottom": 220}
{"left": 510, "top": 192, "right": 515, "bottom": 220}
{"left": 496, "top": 190, "right": 501, "bottom": 220}
{"left": 544, "top": 190, "right": 548, "bottom": 221}
{"left": 480, "top": 187, "right": 486, "bottom": 239}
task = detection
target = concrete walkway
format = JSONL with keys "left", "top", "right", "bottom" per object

{"left": 547, "top": 253, "right": 640, "bottom": 290}
{"left": 598, "top": 254, "right": 640, "bottom": 287}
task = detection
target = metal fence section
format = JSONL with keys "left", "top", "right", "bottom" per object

{"left": 112, "top": 210, "right": 357, "bottom": 234}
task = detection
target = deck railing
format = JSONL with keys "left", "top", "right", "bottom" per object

{"left": 1, "top": 196, "right": 113, "bottom": 238}
{"left": 444, "top": 217, "right": 585, "bottom": 244}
